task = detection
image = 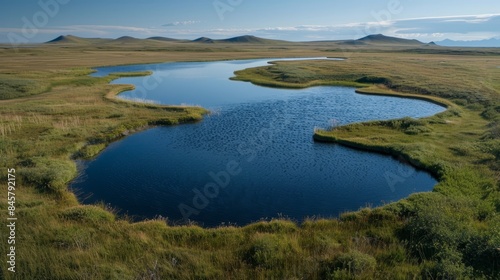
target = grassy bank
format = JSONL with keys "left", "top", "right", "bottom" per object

{"left": 233, "top": 53, "right": 500, "bottom": 278}
{"left": 0, "top": 45, "right": 499, "bottom": 279}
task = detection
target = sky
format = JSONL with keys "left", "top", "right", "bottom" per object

{"left": 1, "top": 0, "right": 500, "bottom": 44}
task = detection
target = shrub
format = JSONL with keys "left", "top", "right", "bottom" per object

{"left": 339, "top": 208, "right": 371, "bottom": 222}
{"left": 385, "top": 117, "right": 427, "bottom": 130}
{"left": 355, "top": 76, "right": 391, "bottom": 85}
{"left": 60, "top": 205, "right": 115, "bottom": 223}
{"left": 321, "top": 250, "right": 376, "bottom": 278}
{"left": 368, "top": 208, "right": 398, "bottom": 224}
{"left": 481, "top": 106, "right": 500, "bottom": 120}
{"left": 107, "top": 113, "right": 124, "bottom": 119}
{"left": 439, "top": 107, "right": 462, "bottom": 118}
{"left": 452, "top": 99, "right": 468, "bottom": 106}
{"left": 420, "top": 248, "right": 473, "bottom": 280}
{"left": 405, "top": 125, "right": 432, "bottom": 135}
{"left": 466, "top": 103, "right": 484, "bottom": 111}
{"left": 18, "top": 157, "right": 77, "bottom": 192}
{"left": 402, "top": 202, "right": 466, "bottom": 259}
{"left": 243, "top": 220, "right": 298, "bottom": 234}
{"left": 377, "top": 246, "right": 406, "bottom": 266}
{"left": 488, "top": 121, "right": 500, "bottom": 139}
{"left": 243, "top": 234, "right": 300, "bottom": 269}
{"left": 399, "top": 193, "right": 500, "bottom": 278}
{"left": 399, "top": 194, "right": 473, "bottom": 238}
{"left": 77, "top": 143, "right": 106, "bottom": 159}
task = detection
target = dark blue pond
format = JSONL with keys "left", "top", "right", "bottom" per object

{"left": 72, "top": 58, "right": 446, "bottom": 227}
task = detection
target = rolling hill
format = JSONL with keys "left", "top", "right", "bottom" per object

{"left": 192, "top": 37, "right": 215, "bottom": 43}
{"left": 45, "top": 34, "right": 433, "bottom": 48}
{"left": 112, "top": 36, "right": 145, "bottom": 44}
{"left": 190, "top": 35, "right": 290, "bottom": 44}
{"left": 219, "top": 35, "right": 288, "bottom": 44}
{"left": 310, "top": 34, "right": 428, "bottom": 47}
{"left": 355, "top": 34, "right": 425, "bottom": 46}
{"left": 147, "top": 36, "right": 182, "bottom": 42}
{"left": 46, "top": 35, "right": 110, "bottom": 44}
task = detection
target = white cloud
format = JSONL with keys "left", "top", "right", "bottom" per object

{"left": 0, "top": 25, "right": 165, "bottom": 37}
{"left": 162, "top": 21, "right": 200, "bottom": 27}
{"left": 0, "top": 27, "right": 67, "bottom": 34}
{"left": 252, "top": 13, "right": 500, "bottom": 42}
{"left": 1, "top": 14, "right": 499, "bottom": 43}
{"left": 155, "top": 14, "right": 500, "bottom": 42}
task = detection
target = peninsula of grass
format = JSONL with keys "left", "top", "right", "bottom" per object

{"left": 0, "top": 43, "right": 499, "bottom": 279}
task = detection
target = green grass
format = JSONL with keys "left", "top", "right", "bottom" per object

{"left": 0, "top": 75, "right": 51, "bottom": 100}
{"left": 233, "top": 52, "right": 500, "bottom": 278}
{"left": 0, "top": 46, "right": 499, "bottom": 279}
{"left": 233, "top": 56, "right": 500, "bottom": 105}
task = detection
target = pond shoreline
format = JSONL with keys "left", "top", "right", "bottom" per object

{"left": 73, "top": 58, "right": 444, "bottom": 226}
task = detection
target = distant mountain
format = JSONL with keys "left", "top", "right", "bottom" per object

{"left": 219, "top": 35, "right": 287, "bottom": 44}
{"left": 45, "top": 34, "right": 436, "bottom": 47}
{"left": 356, "top": 34, "right": 424, "bottom": 45}
{"left": 435, "top": 38, "right": 500, "bottom": 47}
{"left": 191, "top": 35, "right": 288, "bottom": 44}
{"left": 112, "top": 36, "right": 144, "bottom": 43}
{"left": 193, "top": 37, "right": 214, "bottom": 43}
{"left": 147, "top": 36, "right": 181, "bottom": 42}
{"left": 47, "top": 35, "right": 186, "bottom": 45}
{"left": 47, "top": 35, "right": 81, "bottom": 43}
{"left": 328, "top": 34, "right": 426, "bottom": 46}
{"left": 46, "top": 35, "right": 110, "bottom": 44}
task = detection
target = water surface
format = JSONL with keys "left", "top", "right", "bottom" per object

{"left": 73, "top": 58, "right": 445, "bottom": 227}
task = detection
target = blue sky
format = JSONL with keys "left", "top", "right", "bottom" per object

{"left": 1, "top": 0, "right": 499, "bottom": 43}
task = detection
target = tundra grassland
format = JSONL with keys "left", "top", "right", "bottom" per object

{"left": 0, "top": 41, "right": 499, "bottom": 279}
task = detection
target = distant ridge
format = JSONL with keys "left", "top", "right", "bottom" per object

{"left": 147, "top": 36, "right": 181, "bottom": 42}
{"left": 356, "top": 34, "right": 424, "bottom": 45}
{"left": 193, "top": 37, "right": 214, "bottom": 43}
{"left": 45, "top": 34, "right": 435, "bottom": 47}
{"left": 220, "top": 35, "right": 286, "bottom": 44}
{"left": 46, "top": 35, "right": 287, "bottom": 45}
{"left": 47, "top": 35, "right": 90, "bottom": 44}
{"left": 435, "top": 38, "right": 500, "bottom": 47}
{"left": 46, "top": 35, "right": 111, "bottom": 44}
{"left": 191, "top": 35, "right": 288, "bottom": 44}
{"left": 47, "top": 35, "right": 77, "bottom": 43}
{"left": 112, "top": 36, "right": 144, "bottom": 43}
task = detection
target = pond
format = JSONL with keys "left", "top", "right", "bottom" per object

{"left": 71, "top": 58, "right": 446, "bottom": 227}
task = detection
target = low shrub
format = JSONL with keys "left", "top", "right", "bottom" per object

{"left": 243, "top": 220, "right": 298, "bottom": 234}
{"left": 405, "top": 125, "right": 432, "bottom": 135}
{"left": 18, "top": 157, "right": 77, "bottom": 193}
{"left": 355, "top": 76, "right": 391, "bottom": 85}
{"left": 60, "top": 205, "right": 115, "bottom": 223}
{"left": 77, "top": 143, "right": 106, "bottom": 159}
{"left": 321, "top": 250, "right": 376, "bottom": 279}
{"left": 243, "top": 234, "right": 300, "bottom": 269}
